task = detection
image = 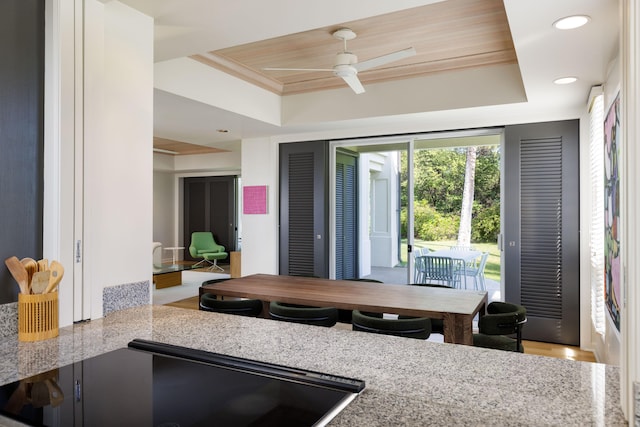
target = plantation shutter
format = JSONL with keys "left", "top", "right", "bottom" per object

{"left": 504, "top": 120, "right": 580, "bottom": 345}
{"left": 279, "top": 141, "right": 329, "bottom": 277}
{"left": 288, "top": 153, "right": 315, "bottom": 275}
{"left": 589, "top": 88, "right": 606, "bottom": 334}
{"left": 519, "top": 138, "right": 564, "bottom": 319}
{"left": 336, "top": 152, "right": 358, "bottom": 279}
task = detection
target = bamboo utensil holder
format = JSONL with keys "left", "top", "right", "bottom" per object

{"left": 18, "top": 292, "right": 59, "bottom": 342}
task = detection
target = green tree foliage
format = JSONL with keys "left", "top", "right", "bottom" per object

{"left": 400, "top": 146, "right": 500, "bottom": 243}
{"left": 400, "top": 201, "right": 459, "bottom": 241}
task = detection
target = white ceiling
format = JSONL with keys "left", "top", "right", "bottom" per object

{"left": 119, "top": 0, "right": 619, "bottom": 153}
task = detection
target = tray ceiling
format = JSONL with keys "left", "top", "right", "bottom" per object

{"left": 191, "top": 0, "right": 517, "bottom": 96}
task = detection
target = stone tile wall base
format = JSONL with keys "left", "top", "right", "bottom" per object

{"left": 0, "top": 303, "right": 18, "bottom": 339}
{"left": 103, "top": 281, "right": 150, "bottom": 316}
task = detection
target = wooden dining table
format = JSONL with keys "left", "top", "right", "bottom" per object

{"left": 200, "top": 274, "right": 488, "bottom": 345}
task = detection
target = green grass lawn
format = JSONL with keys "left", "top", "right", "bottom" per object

{"left": 401, "top": 239, "right": 501, "bottom": 282}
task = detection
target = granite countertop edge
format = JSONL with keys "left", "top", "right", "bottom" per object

{"left": 0, "top": 305, "right": 628, "bottom": 426}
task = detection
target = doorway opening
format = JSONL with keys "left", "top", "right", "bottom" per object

{"left": 330, "top": 129, "right": 503, "bottom": 299}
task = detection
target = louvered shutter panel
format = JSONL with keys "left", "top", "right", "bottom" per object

{"left": 336, "top": 162, "right": 345, "bottom": 279}
{"left": 520, "top": 138, "right": 564, "bottom": 318}
{"left": 505, "top": 119, "right": 580, "bottom": 345}
{"left": 335, "top": 152, "right": 357, "bottom": 279}
{"left": 279, "top": 141, "right": 329, "bottom": 278}
{"left": 343, "top": 160, "right": 356, "bottom": 278}
{"left": 288, "top": 152, "right": 315, "bottom": 276}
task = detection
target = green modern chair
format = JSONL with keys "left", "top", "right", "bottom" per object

{"left": 473, "top": 301, "right": 527, "bottom": 352}
{"left": 352, "top": 310, "right": 432, "bottom": 340}
{"left": 189, "top": 232, "right": 228, "bottom": 271}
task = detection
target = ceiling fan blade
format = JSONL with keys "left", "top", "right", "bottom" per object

{"left": 263, "top": 67, "right": 333, "bottom": 72}
{"left": 354, "top": 47, "right": 416, "bottom": 72}
{"left": 340, "top": 73, "right": 365, "bottom": 94}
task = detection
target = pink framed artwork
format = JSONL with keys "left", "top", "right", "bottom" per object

{"left": 243, "top": 185, "right": 268, "bottom": 214}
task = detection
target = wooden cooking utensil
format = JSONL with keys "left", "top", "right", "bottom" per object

{"left": 30, "top": 381, "right": 51, "bottom": 408}
{"left": 20, "top": 258, "right": 37, "bottom": 293}
{"left": 44, "top": 379, "right": 64, "bottom": 407}
{"left": 37, "top": 259, "right": 48, "bottom": 272}
{"left": 44, "top": 261, "right": 64, "bottom": 294}
{"left": 31, "top": 271, "right": 51, "bottom": 294}
{"left": 4, "top": 256, "right": 29, "bottom": 294}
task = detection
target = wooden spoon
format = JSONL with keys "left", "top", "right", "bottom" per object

{"left": 31, "top": 271, "right": 50, "bottom": 294}
{"left": 30, "top": 381, "right": 51, "bottom": 408}
{"left": 4, "top": 256, "right": 29, "bottom": 294}
{"left": 37, "top": 258, "right": 48, "bottom": 272}
{"left": 44, "top": 261, "right": 64, "bottom": 294}
{"left": 44, "top": 379, "right": 64, "bottom": 407}
{"left": 21, "top": 257, "right": 37, "bottom": 293}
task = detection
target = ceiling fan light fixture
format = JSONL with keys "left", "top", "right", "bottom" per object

{"left": 333, "top": 64, "right": 357, "bottom": 78}
{"left": 263, "top": 27, "right": 414, "bottom": 95}
{"left": 553, "top": 15, "right": 590, "bottom": 30}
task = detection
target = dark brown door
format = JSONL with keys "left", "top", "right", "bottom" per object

{"left": 504, "top": 120, "right": 580, "bottom": 345}
{"left": 183, "top": 176, "right": 237, "bottom": 262}
{"left": 279, "top": 141, "right": 329, "bottom": 278}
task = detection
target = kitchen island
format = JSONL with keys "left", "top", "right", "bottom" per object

{"left": 0, "top": 305, "right": 627, "bottom": 426}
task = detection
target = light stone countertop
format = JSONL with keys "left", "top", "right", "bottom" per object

{"left": 0, "top": 305, "right": 628, "bottom": 426}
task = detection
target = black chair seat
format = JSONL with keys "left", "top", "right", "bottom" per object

{"left": 200, "top": 293, "right": 263, "bottom": 317}
{"left": 473, "top": 301, "right": 527, "bottom": 352}
{"left": 408, "top": 283, "right": 453, "bottom": 334}
{"left": 338, "top": 278, "right": 384, "bottom": 323}
{"left": 269, "top": 301, "right": 338, "bottom": 327}
{"left": 352, "top": 310, "right": 431, "bottom": 340}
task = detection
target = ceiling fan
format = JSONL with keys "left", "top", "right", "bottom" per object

{"left": 263, "top": 28, "right": 416, "bottom": 94}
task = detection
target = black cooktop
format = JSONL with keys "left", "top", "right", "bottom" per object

{"left": 0, "top": 339, "right": 365, "bottom": 427}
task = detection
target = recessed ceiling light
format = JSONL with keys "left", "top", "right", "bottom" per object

{"left": 554, "top": 76, "right": 578, "bottom": 85}
{"left": 553, "top": 15, "right": 590, "bottom": 30}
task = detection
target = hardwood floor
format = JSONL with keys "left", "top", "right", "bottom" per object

{"left": 522, "top": 340, "right": 596, "bottom": 362}
{"left": 164, "top": 296, "right": 200, "bottom": 310}
{"left": 165, "top": 296, "right": 598, "bottom": 363}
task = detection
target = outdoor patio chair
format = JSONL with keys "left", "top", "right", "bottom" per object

{"left": 464, "top": 252, "right": 489, "bottom": 290}
{"left": 415, "top": 255, "right": 459, "bottom": 287}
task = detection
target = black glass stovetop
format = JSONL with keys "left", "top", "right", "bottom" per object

{"left": 0, "top": 339, "right": 365, "bottom": 427}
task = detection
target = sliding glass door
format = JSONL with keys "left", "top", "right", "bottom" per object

{"left": 330, "top": 129, "right": 503, "bottom": 287}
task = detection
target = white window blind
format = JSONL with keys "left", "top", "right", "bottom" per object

{"left": 589, "top": 89, "right": 605, "bottom": 335}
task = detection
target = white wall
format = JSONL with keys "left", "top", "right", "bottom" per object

{"left": 239, "top": 138, "right": 279, "bottom": 275}
{"left": 153, "top": 171, "right": 175, "bottom": 260}
{"left": 369, "top": 152, "right": 400, "bottom": 268}
{"left": 83, "top": 0, "right": 153, "bottom": 318}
